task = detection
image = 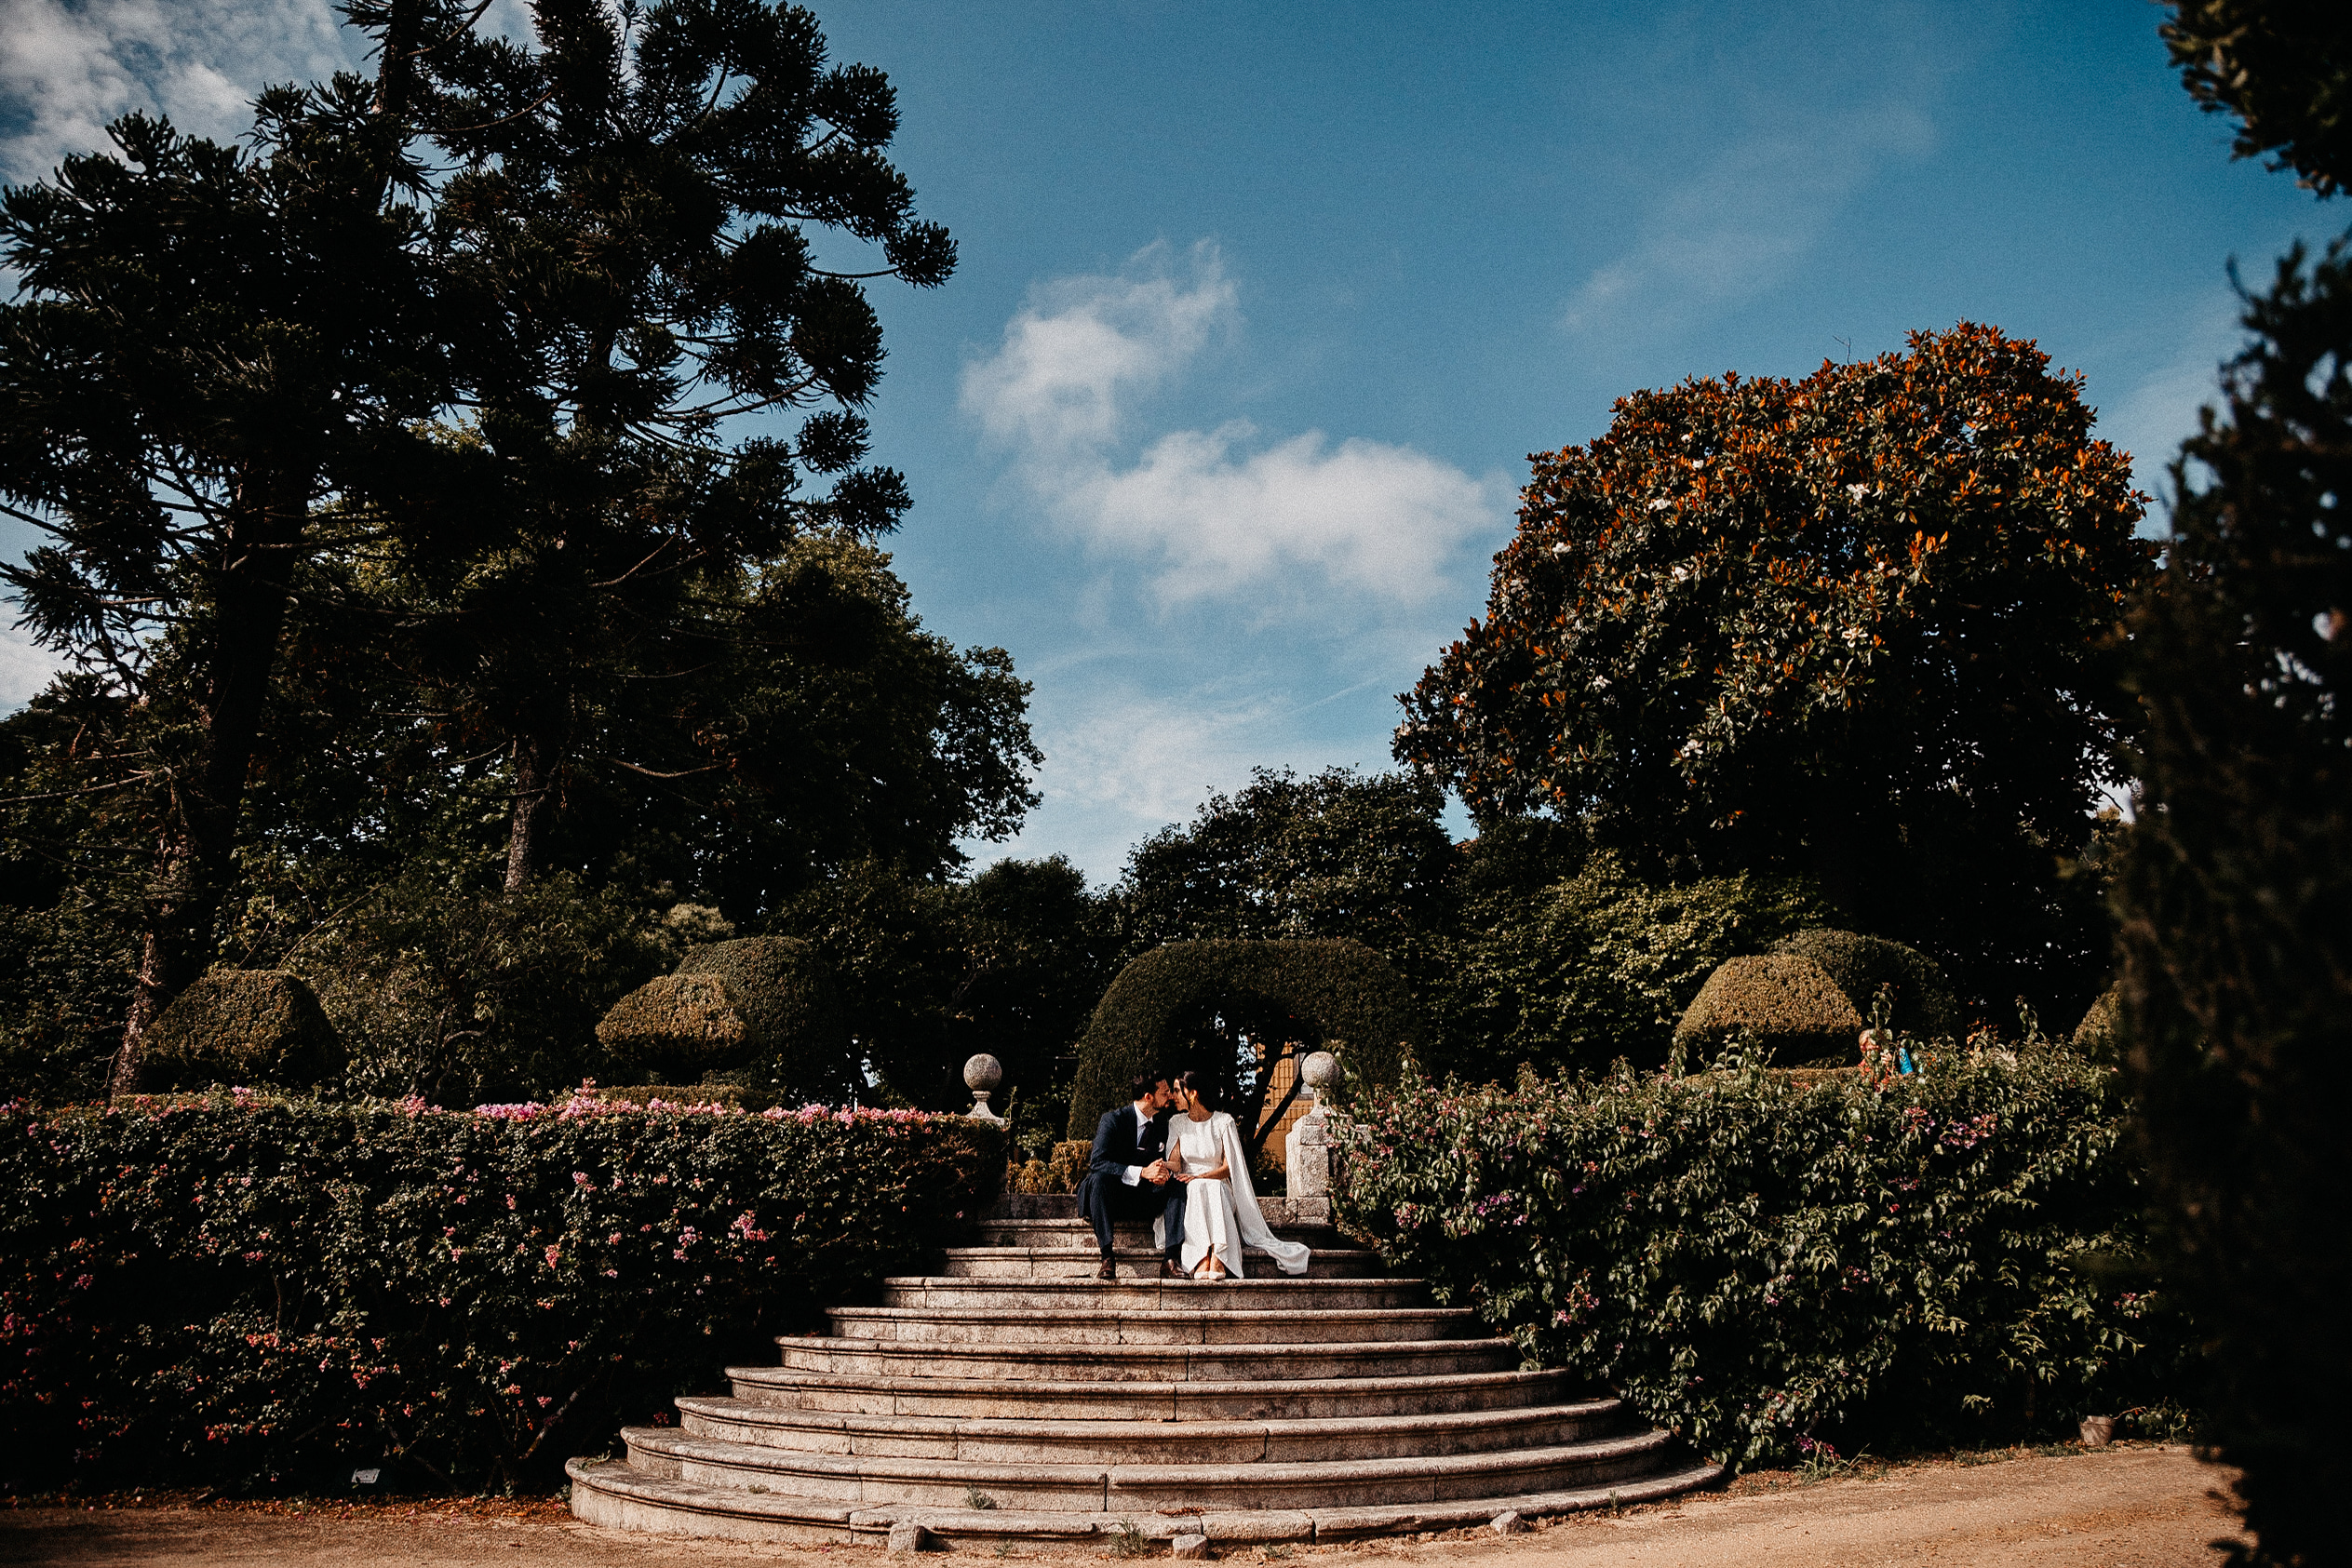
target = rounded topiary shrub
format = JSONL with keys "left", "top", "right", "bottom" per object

{"left": 141, "top": 970, "right": 344, "bottom": 1091}
{"left": 598, "top": 938, "right": 853, "bottom": 1103}
{"left": 1673, "top": 954, "right": 1865, "bottom": 1066}
{"left": 1766, "top": 928, "right": 1959, "bottom": 1038}
{"left": 595, "top": 973, "right": 755, "bottom": 1083}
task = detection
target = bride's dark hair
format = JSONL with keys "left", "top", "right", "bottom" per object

{"left": 1174, "top": 1069, "right": 1216, "bottom": 1111}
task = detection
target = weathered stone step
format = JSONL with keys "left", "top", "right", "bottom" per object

{"left": 566, "top": 1454, "right": 1725, "bottom": 1547}
{"left": 724, "top": 1365, "right": 1576, "bottom": 1421}
{"left": 619, "top": 1424, "right": 1681, "bottom": 1511}
{"left": 824, "top": 1304, "right": 1476, "bottom": 1346}
{"left": 772, "top": 1333, "right": 1519, "bottom": 1383}
{"left": 941, "top": 1246, "right": 1378, "bottom": 1280}
{"left": 878, "top": 1276, "right": 1425, "bottom": 1312}
{"left": 673, "top": 1393, "right": 1626, "bottom": 1465}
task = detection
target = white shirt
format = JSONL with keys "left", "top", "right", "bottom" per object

{"left": 1121, "top": 1101, "right": 1154, "bottom": 1186}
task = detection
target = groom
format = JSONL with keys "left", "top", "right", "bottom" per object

{"left": 1076, "top": 1069, "right": 1189, "bottom": 1280}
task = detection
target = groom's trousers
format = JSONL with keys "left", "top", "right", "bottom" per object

{"left": 1076, "top": 1170, "right": 1189, "bottom": 1261}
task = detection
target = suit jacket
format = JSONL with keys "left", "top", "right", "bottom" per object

{"left": 1086, "top": 1102, "right": 1169, "bottom": 1186}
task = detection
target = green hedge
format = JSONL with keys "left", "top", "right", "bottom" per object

{"left": 1673, "top": 954, "right": 1863, "bottom": 1066}
{"left": 594, "top": 936, "right": 854, "bottom": 1104}
{"left": 1066, "top": 939, "right": 1422, "bottom": 1139}
{"left": 0, "top": 1092, "right": 1002, "bottom": 1492}
{"left": 1334, "top": 1048, "right": 2185, "bottom": 1469}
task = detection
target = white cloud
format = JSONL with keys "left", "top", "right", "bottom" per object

{"left": 0, "top": 618, "right": 60, "bottom": 709}
{"left": 961, "top": 242, "right": 1502, "bottom": 609}
{"left": 0, "top": 0, "right": 365, "bottom": 182}
{"left": 1562, "top": 100, "right": 1937, "bottom": 339}
{"left": 2095, "top": 288, "right": 2250, "bottom": 516}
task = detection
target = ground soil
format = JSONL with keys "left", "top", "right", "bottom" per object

{"left": 1, "top": 1445, "right": 2246, "bottom": 1568}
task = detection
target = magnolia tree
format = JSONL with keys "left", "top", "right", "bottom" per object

{"left": 1396, "top": 324, "right": 2154, "bottom": 1012}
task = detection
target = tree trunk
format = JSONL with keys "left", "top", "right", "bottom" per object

{"left": 504, "top": 729, "right": 558, "bottom": 891}
{"left": 111, "top": 470, "right": 311, "bottom": 1096}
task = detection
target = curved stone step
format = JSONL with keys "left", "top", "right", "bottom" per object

{"left": 773, "top": 1333, "right": 1517, "bottom": 1382}
{"left": 673, "top": 1392, "right": 1628, "bottom": 1464}
{"left": 823, "top": 1304, "right": 1477, "bottom": 1346}
{"left": 621, "top": 1423, "right": 1682, "bottom": 1510}
{"left": 942, "top": 1246, "right": 1379, "bottom": 1280}
{"left": 725, "top": 1365, "right": 1575, "bottom": 1421}
{"left": 567, "top": 1453, "right": 1723, "bottom": 1547}
{"left": 879, "top": 1276, "right": 1426, "bottom": 1312}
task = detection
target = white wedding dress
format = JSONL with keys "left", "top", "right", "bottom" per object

{"left": 1153, "top": 1110, "right": 1310, "bottom": 1278}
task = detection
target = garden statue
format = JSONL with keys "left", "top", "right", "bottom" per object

{"left": 964, "top": 1053, "right": 1005, "bottom": 1121}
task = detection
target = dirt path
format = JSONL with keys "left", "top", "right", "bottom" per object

{"left": 1, "top": 1447, "right": 2245, "bottom": 1568}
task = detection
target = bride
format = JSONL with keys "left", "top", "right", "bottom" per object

{"left": 1154, "top": 1069, "right": 1311, "bottom": 1280}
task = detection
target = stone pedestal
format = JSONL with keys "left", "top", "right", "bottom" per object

{"left": 1284, "top": 1106, "right": 1332, "bottom": 1198}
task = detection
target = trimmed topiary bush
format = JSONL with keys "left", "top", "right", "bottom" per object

{"left": 140, "top": 970, "right": 343, "bottom": 1091}
{"left": 595, "top": 938, "right": 853, "bottom": 1103}
{"left": 1767, "top": 928, "right": 1959, "bottom": 1038}
{"left": 1673, "top": 954, "right": 1864, "bottom": 1066}
{"left": 1067, "top": 939, "right": 1422, "bottom": 1139}
{"left": 596, "top": 974, "right": 757, "bottom": 1083}
{"left": 676, "top": 937, "right": 853, "bottom": 1101}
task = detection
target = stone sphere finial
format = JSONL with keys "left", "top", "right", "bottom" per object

{"left": 963, "top": 1053, "right": 1005, "bottom": 1121}
{"left": 1300, "top": 1050, "right": 1339, "bottom": 1096}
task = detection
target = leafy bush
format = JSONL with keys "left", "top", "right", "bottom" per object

{"left": 1335, "top": 1048, "right": 2185, "bottom": 1469}
{"left": 1767, "top": 929, "right": 1959, "bottom": 1039}
{"left": 1066, "top": 939, "right": 1420, "bottom": 1140}
{"left": 1673, "top": 955, "right": 1864, "bottom": 1067}
{"left": 673, "top": 937, "right": 853, "bottom": 1103}
{"left": 0, "top": 894, "right": 137, "bottom": 1104}
{"left": 1412, "top": 851, "right": 1833, "bottom": 1080}
{"left": 297, "top": 873, "right": 670, "bottom": 1106}
{"left": 0, "top": 1092, "right": 1003, "bottom": 1492}
{"left": 140, "top": 971, "right": 344, "bottom": 1091}
{"left": 2071, "top": 988, "right": 2119, "bottom": 1062}
{"left": 596, "top": 974, "right": 758, "bottom": 1083}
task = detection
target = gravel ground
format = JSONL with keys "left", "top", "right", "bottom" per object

{"left": 0, "top": 1445, "right": 2244, "bottom": 1568}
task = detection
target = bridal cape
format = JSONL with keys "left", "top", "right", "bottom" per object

{"left": 1153, "top": 1110, "right": 1311, "bottom": 1277}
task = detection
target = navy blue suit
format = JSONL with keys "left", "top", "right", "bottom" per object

{"left": 1076, "top": 1103, "right": 1188, "bottom": 1260}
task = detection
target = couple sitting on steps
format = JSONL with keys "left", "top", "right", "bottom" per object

{"left": 1077, "top": 1067, "right": 1311, "bottom": 1281}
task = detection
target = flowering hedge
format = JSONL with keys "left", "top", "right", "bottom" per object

{"left": 0, "top": 1089, "right": 1002, "bottom": 1492}
{"left": 1334, "top": 1049, "right": 2187, "bottom": 1469}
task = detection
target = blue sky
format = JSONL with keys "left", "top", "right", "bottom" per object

{"left": 0, "top": 0, "right": 2330, "bottom": 881}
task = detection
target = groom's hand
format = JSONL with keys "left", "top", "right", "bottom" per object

{"left": 1143, "top": 1159, "right": 1170, "bottom": 1185}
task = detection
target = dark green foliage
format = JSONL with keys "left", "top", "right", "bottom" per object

{"left": 0, "top": 1093, "right": 1001, "bottom": 1492}
{"left": 1398, "top": 326, "right": 2152, "bottom": 1021}
{"left": 674, "top": 937, "right": 853, "bottom": 1104}
{"left": 1767, "top": 929, "right": 1960, "bottom": 1038}
{"left": 293, "top": 874, "right": 670, "bottom": 1107}
{"left": 1115, "top": 768, "right": 1458, "bottom": 957}
{"left": 0, "top": 895, "right": 136, "bottom": 1105}
{"left": 1673, "top": 955, "right": 1864, "bottom": 1067}
{"left": 1335, "top": 1052, "right": 2186, "bottom": 1470}
{"left": 2162, "top": 3, "right": 2352, "bottom": 196}
{"left": 775, "top": 856, "right": 1113, "bottom": 1116}
{"left": 139, "top": 971, "right": 343, "bottom": 1091}
{"left": 1411, "top": 850, "right": 1834, "bottom": 1080}
{"left": 1065, "top": 940, "right": 1421, "bottom": 1141}
{"left": 2113, "top": 235, "right": 2352, "bottom": 1563}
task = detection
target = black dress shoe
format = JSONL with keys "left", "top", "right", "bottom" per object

{"left": 1096, "top": 1256, "right": 1117, "bottom": 1280}
{"left": 1159, "top": 1258, "right": 1183, "bottom": 1280}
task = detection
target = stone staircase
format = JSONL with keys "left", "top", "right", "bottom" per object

{"left": 566, "top": 1199, "right": 1717, "bottom": 1549}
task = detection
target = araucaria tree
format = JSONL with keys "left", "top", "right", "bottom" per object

{"left": 0, "top": 0, "right": 968, "bottom": 1090}
{"left": 1397, "top": 325, "right": 2153, "bottom": 1012}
